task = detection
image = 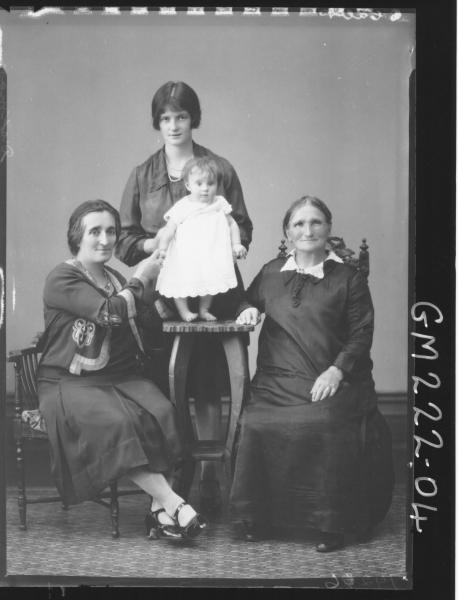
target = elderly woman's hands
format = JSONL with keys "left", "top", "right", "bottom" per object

{"left": 311, "top": 366, "right": 344, "bottom": 402}
{"left": 236, "top": 307, "right": 260, "bottom": 326}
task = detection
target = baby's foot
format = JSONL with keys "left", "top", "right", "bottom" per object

{"left": 180, "top": 311, "right": 198, "bottom": 322}
{"left": 199, "top": 311, "right": 217, "bottom": 322}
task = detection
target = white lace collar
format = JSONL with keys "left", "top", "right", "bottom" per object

{"left": 280, "top": 250, "right": 343, "bottom": 279}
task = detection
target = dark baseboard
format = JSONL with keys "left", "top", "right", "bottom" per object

{"left": 377, "top": 392, "right": 408, "bottom": 446}
{"left": 377, "top": 392, "right": 408, "bottom": 416}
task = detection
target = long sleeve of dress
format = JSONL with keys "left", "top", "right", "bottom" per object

{"left": 219, "top": 162, "right": 253, "bottom": 250}
{"left": 39, "top": 263, "right": 166, "bottom": 375}
{"left": 43, "top": 265, "right": 145, "bottom": 326}
{"left": 115, "top": 167, "right": 152, "bottom": 266}
{"left": 332, "top": 270, "right": 374, "bottom": 375}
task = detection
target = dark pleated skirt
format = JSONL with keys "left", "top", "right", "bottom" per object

{"left": 229, "top": 373, "right": 394, "bottom": 536}
{"left": 38, "top": 372, "right": 182, "bottom": 505}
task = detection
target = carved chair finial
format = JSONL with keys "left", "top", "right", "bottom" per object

{"left": 278, "top": 239, "right": 288, "bottom": 258}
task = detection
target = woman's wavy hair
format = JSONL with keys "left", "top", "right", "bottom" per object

{"left": 282, "top": 195, "right": 333, "bottom": 237}
{"left": 151, "top": 81, "right": 201, "bottom": 130}
{"left": 67, "top": 199, "right": 121, "bottom": 256}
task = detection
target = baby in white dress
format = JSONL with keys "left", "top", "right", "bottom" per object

{"left": 156, "top": 157, "right": 247, "bottom": 322}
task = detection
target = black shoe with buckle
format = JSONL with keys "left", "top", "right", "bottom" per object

{"left": 173, "top": 502, "right": 207, "bottom": 539}
{"left": 145, "top": 509, "right": 182, "bottom": 540}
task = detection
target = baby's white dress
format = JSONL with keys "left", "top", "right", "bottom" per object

{"left": 157, "top": 195, "right": 237, "bottom": 298}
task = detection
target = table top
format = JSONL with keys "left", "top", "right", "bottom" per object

{"left": 162, "top": 320, "right": 255, "bottom": 334}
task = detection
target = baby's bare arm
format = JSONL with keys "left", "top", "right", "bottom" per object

{"left": 227, "top": 215, "right": 247, "bottom": 259}
{"left": 157, "top": 221, "right": 177, "bottom": 252}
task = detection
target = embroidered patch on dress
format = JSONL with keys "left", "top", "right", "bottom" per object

{"left": 72, "top": 318, "right": 95, "bottom": 348}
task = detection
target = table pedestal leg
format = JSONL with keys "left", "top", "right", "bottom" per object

{"left": 168, "top": 333, "right": 196, "bottom": 500}
{"left": 221, "top": 334, "right": 248, "bottom": 465}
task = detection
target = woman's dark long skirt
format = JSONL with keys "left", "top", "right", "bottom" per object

{"left": 230, "top": 376, "right": 394, "bottom": 536}
{"left": 38, "top": 372, "right": 182, "bottom": 505}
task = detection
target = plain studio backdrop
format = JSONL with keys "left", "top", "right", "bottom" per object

{"left": 3, "top": 11, "right": 414, "bottom": 396}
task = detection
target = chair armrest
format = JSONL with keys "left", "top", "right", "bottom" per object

{"left": 8, "top": 345, "right": 41, "bottom": 362}
{"left": 8, "top": 331, "right": 45, "bottom": 363}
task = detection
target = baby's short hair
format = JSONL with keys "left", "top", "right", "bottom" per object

{"left": 182, "top": 156, "right": 223, "bottom": 187}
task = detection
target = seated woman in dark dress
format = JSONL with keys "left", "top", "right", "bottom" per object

{"left": 230, "top": 196, "right": 394, "bottom": 552}
{"left": 37, "top": 199, "right": 205, "bottom": 540}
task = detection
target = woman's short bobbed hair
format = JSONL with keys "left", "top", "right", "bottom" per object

{"left": 151, "top": 81, "right": 201, "bottom": 130}
{"left": 282, "top": 195, "right": 333, "bottom": 237}
{"left": 67, "top": 199, "right": 121, "bottom": 256}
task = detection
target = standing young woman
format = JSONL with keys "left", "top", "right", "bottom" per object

{"left": 115, "top": 81, "right": 253, "bottom": 513}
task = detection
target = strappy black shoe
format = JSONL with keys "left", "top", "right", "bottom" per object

{"left": 173, "top": 502, "right": 207, "bottom": 539}
{"left": 145, "top": 509, "right": 182, "bottom": 540}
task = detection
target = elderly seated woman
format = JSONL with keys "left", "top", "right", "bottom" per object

{"left": 37, "top": 199, "right": 205, "bottom": 540}
{"left": 230, "top": 196, "right": 394, "bottom": 552}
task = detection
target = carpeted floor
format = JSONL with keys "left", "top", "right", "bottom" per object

{"left": 5, "top": 479, "right": 410, "bottom": 586}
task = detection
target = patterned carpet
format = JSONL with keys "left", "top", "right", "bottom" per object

{"left": 5, "top": 481, "right": 409, "bottom": 586}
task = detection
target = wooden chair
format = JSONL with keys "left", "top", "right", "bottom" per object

{"left": 8, "top": 334, "right": 144, "bottom": 538}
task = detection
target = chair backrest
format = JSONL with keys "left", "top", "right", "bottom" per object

{"left": 8, "top": 332, "right": 44, "bottom": 411}
{"left": 277, "top": 236, "right": 370, "bottom": 279}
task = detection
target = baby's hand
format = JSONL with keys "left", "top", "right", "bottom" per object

{"left": 233, "top": 244, "right": 247, "bottom": 260}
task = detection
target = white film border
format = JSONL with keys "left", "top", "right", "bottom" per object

{"left": 6, "top": 7, "right": 406, "bottom": 21}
